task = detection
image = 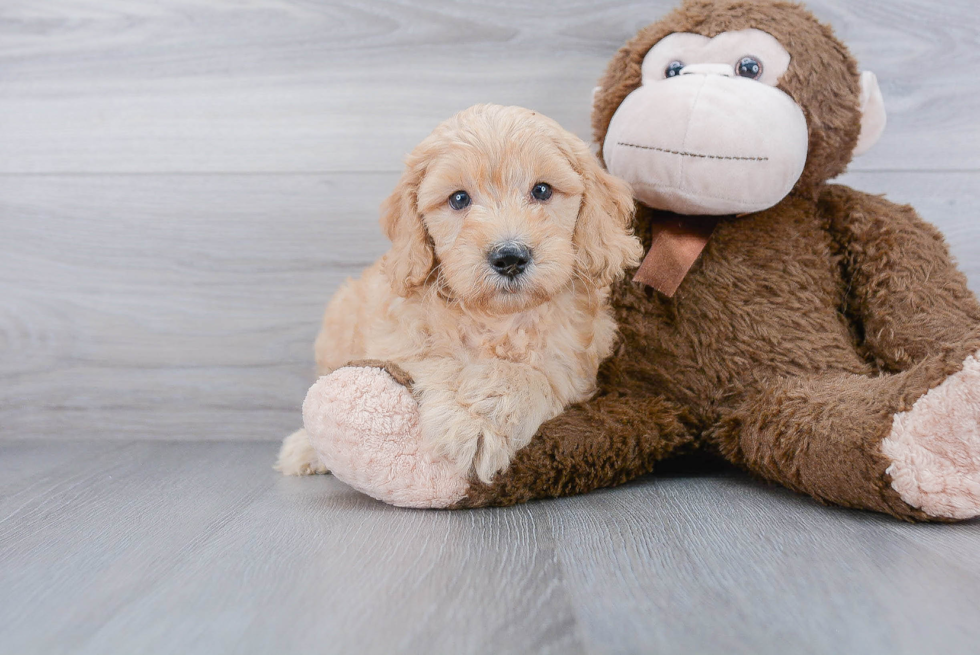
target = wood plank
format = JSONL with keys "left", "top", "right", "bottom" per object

{"left": 0, "top": 441, "right": 582, "bottom": 655}
{"left": 0, "top": 440, "right": 131, "bottom": 498}
{"left": 0, "top": 0, "right": 976, "bottom": 174}
{"left": 2, "top": 171, "right": 979, "bottom": 442}
{"left": 0, "top": 442, "right": 275, "bottom": 653}
{"left": 1, "top": 442, "right": 978, "bottom": 654}
{"left": 544, "top": 472, "right": 980, "bottom": 654}
{"left": 0, "top": 173, "right": 394, "bottom": 441}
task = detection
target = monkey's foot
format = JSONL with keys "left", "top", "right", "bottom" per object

{"left": 883, "top": 353, "right": 980, "bottom": 520}
{"left": 303, "top": 365, "right": 470, "bottom": 508}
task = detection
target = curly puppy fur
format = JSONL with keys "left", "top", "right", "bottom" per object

{"left": 278, "top": 104, "right": 642, "bottom": 483}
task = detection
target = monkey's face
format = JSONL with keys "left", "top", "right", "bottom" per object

{"left": 603, "top": 29, "right": 809, "bottom": 216}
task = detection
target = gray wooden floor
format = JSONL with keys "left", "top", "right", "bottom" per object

{"left": 2, "top": 440, "right": 979, "bottom": 655}
{"left": 2, "top": 1, "right": 980, "bottom": 653}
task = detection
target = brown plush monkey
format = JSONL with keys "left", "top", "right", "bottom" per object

{"left": 300, "top": 0, "right": 980, "bottom": 521}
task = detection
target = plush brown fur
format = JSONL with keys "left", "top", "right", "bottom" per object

{"left": 452, "top": 0, "right": 980, "bottom": 520}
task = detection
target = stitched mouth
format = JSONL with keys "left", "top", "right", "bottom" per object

{"left": 617, "top": 141, "right": 768, "bottom": 162}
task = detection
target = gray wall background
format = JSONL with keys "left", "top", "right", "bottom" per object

{"left": 2, "top": 0, "right": 978, "bottom": 442}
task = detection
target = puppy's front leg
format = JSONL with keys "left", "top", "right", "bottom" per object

{"left": 410, "top": 359, "right": 485, "bottom": 479}
{"left": 410, "top": 359, "right": 560, "bottom": 483}
{"left": 457, "top": 361, "right": 558, "bottom": 483}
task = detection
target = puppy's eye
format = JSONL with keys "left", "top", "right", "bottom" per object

{"left": 448, "top": 190, "right": 471, "bottom": 210}
{"left": 665, "top": 61, "right": 685, "bottom": 78}
{"left": 530, "top": 183, "right": 553, "bottom": 202}
{"left": 736, "top": 56, "right": 763, "bottom": 80}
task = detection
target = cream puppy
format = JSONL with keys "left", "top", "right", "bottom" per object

{"left": 277, "top": 104, "right": 642, "bottom": 483}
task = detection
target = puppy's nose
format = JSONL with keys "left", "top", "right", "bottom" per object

{"left": 488, "top": 243, "right": 531, "bottom": 279}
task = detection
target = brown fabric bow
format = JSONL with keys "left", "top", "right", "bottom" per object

{"left": 633, "top": 212, "right": 724, "bottom": 297}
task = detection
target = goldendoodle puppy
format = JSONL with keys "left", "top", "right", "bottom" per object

{"left": 277, "top": 104, "right": 642, "bottom": 483}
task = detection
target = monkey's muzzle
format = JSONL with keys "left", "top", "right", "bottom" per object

{"left": 604, "top": 73, "right": 809, "bottom": 215}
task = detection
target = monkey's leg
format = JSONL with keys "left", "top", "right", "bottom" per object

{"left": 715, "top": 357, "right": 980, "bottom": 521}
{"left": 303, "top": 362, "right": 693, "bottom": 508}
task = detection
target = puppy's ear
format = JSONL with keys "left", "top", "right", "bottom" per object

{"left": 572, "top": 146, "right": 643, "bottom": 287}
{"left": 379, "top": 163, "right": 434, "bottom": 296}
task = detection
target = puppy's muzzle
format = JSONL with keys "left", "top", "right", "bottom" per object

{"left": 488, "top": 242, "right": 532, "bottom": 280}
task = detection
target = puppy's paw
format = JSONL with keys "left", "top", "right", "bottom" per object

{"left": 304, "top": 365, "right": 469, "bottom": 508}
{"left": 457, "top": 369, "right": 555, "bottom": 483}
{"left": 462, "top": 397, "right": 527, "bottom": 484}
{"left": 882, "top": 351, "right": 980, "bottom": 520}
{"left": 418, "top": 398, "right": 483, "bottom": 479}
{"left": 414, "top": 361, "right": 557, "bottom": 484}
{"left": 275, "top": 428, "right": 329, "bottom": 476}
{"left": 418, "top": 394, "right": 527, "bottom": 484}
{"left": 472, "top": 427, "right": 515, "bottom": 484}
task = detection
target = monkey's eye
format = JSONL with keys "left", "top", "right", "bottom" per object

{"left": 530, "top": 182, "right": 553, "bottom": 202}
{"left": 736, "top": 56, "right": 763, "bottom": 80}
{"left": 664, "top": 61, "right": 685, "bottom": 78}
{"left": 448, "top": 190, "right": 471, "bottom": 210}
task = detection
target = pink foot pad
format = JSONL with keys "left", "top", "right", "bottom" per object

{"left": 303, "top": 366, "right": 470, "bottom": 508}
{"left": 882, "top": 353, "right": 980, "bottom": 520}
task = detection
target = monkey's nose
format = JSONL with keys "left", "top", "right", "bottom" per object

{"left": 680, "top": 63, "right": 735, "bottom": 77}
{"left": 488, "top": 243, "right": 531, "bottom": 279}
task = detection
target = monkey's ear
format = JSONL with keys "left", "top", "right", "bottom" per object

{"left": 853, "top": 71, "right": 887, "bottom": 156}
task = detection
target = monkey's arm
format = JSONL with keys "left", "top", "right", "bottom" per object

{"left": 452, "top": 386, "right": 692, "bottom": 507}
{"left": 301, "top": 359, "right": 693, "bottom": 509}
{"left": 820, "top": 184, "right": 980, "bottom": 371}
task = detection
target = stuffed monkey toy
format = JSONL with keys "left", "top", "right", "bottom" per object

{"left": 295, "top": 0, "right": 980, "bottom": 521}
